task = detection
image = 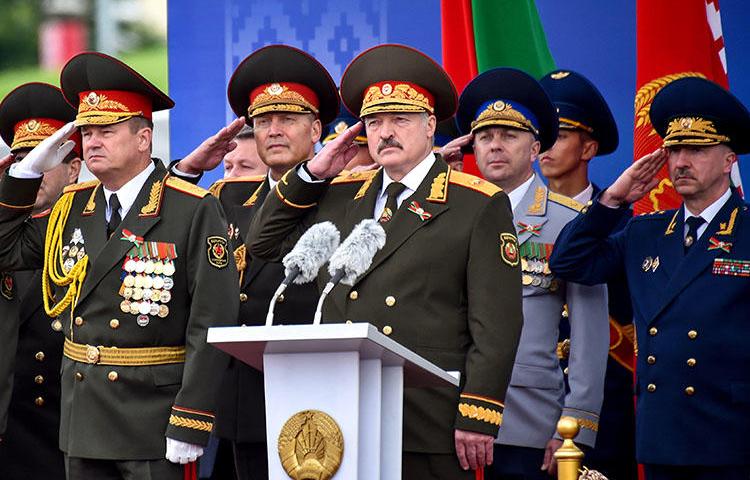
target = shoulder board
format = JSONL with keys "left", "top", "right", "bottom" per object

{"left": 63, "top": 179, "right": 99, "bottom": 193}
{"left": 449, "top": 171, "right": 502, "bottom": 197}
{"left": 331, "top": 169, "right": 378, "bottom": 185}
{"left": 31, "top": 208, "right": 51, "bottom": 219}
{"left": 165, "top": 176, "right": 209, "bottom": 198}
{"left": 634, "top": 209, "right": 671, "bottom": 219}
{"left": 208, "top": 175, "right": 265, "bottom": 197}
{"left": 548, "top": 192, "right": 585, "bottom": 212}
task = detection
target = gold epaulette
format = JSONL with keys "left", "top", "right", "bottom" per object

{"left": 637, "top": 210, "right": 666, "bottom": 217}
{"left": 331, "top": 169, "right": 378, "bottom": 185}
{"left": 165, "top": 176, "right": 209, "bottom": 198}
{"left": 209, "top": 175, "right": 266, "bottom": 197}
{"left": 63, "top": 179, "right": 99, "bottom": 193}
{"left": 448, "top": 171, "right": 502, "bottom": 197}
{"left": 548, "top": 192, "right": 585, "bottom": 212}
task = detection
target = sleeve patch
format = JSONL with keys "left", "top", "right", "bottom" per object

{"left": 206, "top": 236, "right": 229, "bottom": 268}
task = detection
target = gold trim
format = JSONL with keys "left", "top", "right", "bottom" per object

{"left": 278, "top": 410, "right": 344, "bottom": 480}
{"left": 459, "top": 393, "right": 504, "bottom": 409}
{"left": 274, "top": 172, "right": 318, "bottom": 209}
{"left": 577, "top": 418, "right": 599, "bottom": 432}
{"left": 527, "top": 186, "right": 547, "bottom": 215}
{"left": 63, "top": 338, "right": 185, "bottom": 366}
{"left": 0, "top": 200, "right": 35, "bottom": 210}
{"left": 559, "top": 117, "right": 594, "bottom": 133}
{"left": 664, "top": 209, "right": 679, "bottom": 235}
{"left": 169, "top": 415, "right": 212, "bottom": 432}
{"left": 458, "top": 403, "right": 503, "bottom": 426}
{"left": 426, "top": 170, "right": 449, "bottom": 203}
{"left": 82, "top": 184, "right": 100, "bottom": 215}
{"left": 471, "top": 101, "right": 538, "bottom": 135}
{"left": 716, "top": 207, "right": 738, "bottom": 235}
{"left": 243, "top": 182, "right": 264, "bottom": 207}
{"left": 140, "top": 180, "right": 162, "bottom": 216}
{"left": 249, "top": 83, "right": 319, "bottom": 117}
{"left": 361, "top": 83, "right": 433, "bottom": 117}
{"left": 548, "top": 191, "right": 584, "bottom": 212}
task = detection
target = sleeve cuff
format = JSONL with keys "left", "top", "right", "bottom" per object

{"left": 165, "top": 405, "right": 214, "bottom": 446}
{"left": 454, "top": 393, "right": 504, "bottom": 436}
{"left": 0, "top": 171, "right": 42, "bottom": 209}
{"left": 298, "top": 161, "right": 327, "bottom": 183}
{"left": 553, "top": 408, "right": 600, "bottom": 447}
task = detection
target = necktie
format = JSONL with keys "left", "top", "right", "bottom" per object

{"left": 107, "top": 193, "right": 122, "bottom": 238}
{"left": 684, "top": 216, "right": 705, "bottom": 253}
{"left": 378, "top": 182, "right": 406, "bottom": 223}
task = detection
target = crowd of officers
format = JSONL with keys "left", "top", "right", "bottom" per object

{"left": 0, "top": 42, "right": 748, "bottom": 480}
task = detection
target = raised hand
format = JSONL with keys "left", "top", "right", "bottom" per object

{"left": 600, "top": 148, "right": 668, "bottom": 207}
{"left": 177, "top": 117, "right": 246, "bottom": 175}
{"left": 16, "top": 121, "right": 77, "bottom": 175}
{"left": 307, "top": 122, "right": 364, "bottom": 179}
{"left": 438, "top": 133, "right": 471, "bottom": 164}
{"left": 0, "top": 154, "right": 14, "bottom": 173}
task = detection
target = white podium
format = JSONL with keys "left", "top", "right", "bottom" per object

{"left": 207, "top": 322, "right": 458, "bottom": 480}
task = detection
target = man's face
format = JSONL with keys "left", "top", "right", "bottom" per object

{"left": 667, "top": 144, "right": 734, "bottom": 198}
{"left": 473, "top": 126, "right": 539, "bottom": 186}
{"left": 223, "top": 136, "right": 268, "bottom": 178}
{"left": 364, "top": 112, "right": 436, "bottom": 171}
{"left": 252, "top": 112, "right": 321, "bottom": 171}
{"left": 81, "top": 120, "right": 149, "bottom": 180}
{"left": 14, "top": 150, "right": 80, "bottom": 212}
{"left": 539, "top": 129, "right": 595, "bottom": 180}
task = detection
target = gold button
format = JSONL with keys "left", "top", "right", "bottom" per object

{"left": 35, "top": 351, "right": 45, "bottom": 362}
{"left": 345, "top": 320, "right": 353, "bottom": 324}
{"left": 685, "top": 386, "right": 695, "bottom": 396}
{"left": 687, "top": 358, "right": 697, "bottom": 367}
{"left": 110, "top": 319, "right": 120, "bottom": 329}
{"left": 382, "top": 325, "right": 393, "bottom": 336}
{"left": 108, "top": 371, "right": 119, "bottom": 382}
{"left": 277, "top": 294, "right": 285, "bottom": 303}
{"left": 647, "top": 355, "right": 656, "bottom": 365}
{"left": 385, "top": 296, "right": 396, "bottom": 307}
{"left": 239, "top": 293, "right": 248, "bottom": 302}
{"left": 688, "top": 330, "right": 698, "bottom": 339}
{"left": 34, "top": 375, "right": 44, "bottom": 384}
{"left": 563, "top": 367, "right": 569, "bottom": 375}
{"left": 349, "top": 290, "right": 358, "bottom": 300}
{"left": 649, "top": 327, "right": 658, "bottom": 336}
{"left": 75, "top": 372, "right": 83, "bottom": 381}
{"left": 74, "top": 316, "right": 84, "bottom": 326}
{"left": 647, "top": 383, "right": 656, "bottom": 393}
{"left": 34, "top": 397, "right": 44, "bottom": 407}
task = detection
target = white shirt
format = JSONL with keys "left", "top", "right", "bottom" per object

{"left": 684, "top": 187, "right": 731, "bottom": 241}
{"left": 507, "top": 173, "right": 535, "bottom": 212}
{"left": 572, "top": 183, "right": 594, "bottom": 204}
{"left": 373, "top": 153, "right": 436, "bottom": 219}
{"left": 267, "top": 172, "right": 279, "bottom": 191}
{"left": 103, "top": 162, "right": 156, "bottom": 222}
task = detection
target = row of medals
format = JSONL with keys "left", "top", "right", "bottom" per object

{"left": 521, "top": 256, "right": 559, "bottom": 291}
{"left": 61, "top": 244, "right": 85, "bottom": 272}
{"left": 119, "top": 257, "right": 176, "bottom": 325}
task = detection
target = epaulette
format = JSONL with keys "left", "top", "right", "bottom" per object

{"left": 548, "top": 192, "right": 585, "bottom": 212}
{"left": 208, "top": 175, "right": 265, "bottom": 197}
{"left": 449, "top": 171, "right": 502, "bottom": 197}
{"left": 331, "top": 169, "right": 378, "bottom": 185}
{"left": 165, "top": 176, "right": 209, "bottom": 198}
{"left": 634, "top": 209, "right": 670, "bottom": 219}
{"left": 63, "top": 179, "right": 99, "bottom": 193}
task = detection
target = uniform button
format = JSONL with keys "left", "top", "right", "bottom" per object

{"left": 277, "top": 294, "right": 285, "bottom": 303}
{"left": 34, "top": 375, "right": 44, "bottom": 384}
{"left": 687, "top": 358, "right": 697, "bottom": 367}
{"left": 382, "top": 325, "right": 393, "bottom": 336}
{"left": 35, "top": 351, "right": 45, "bottom": 362}
{"left": 563, "top": 367, "right": 569, "bottom": 375}
{"left": 110, "top": 319, "right": 120, "bottom": 329}
{"left": 239, "top": 293, "right": 248, "bottom": 302}
{"left": 74, "top": 316, "right": 84, "bottom": 326}
{"left": 349, "top": 290, "right": 358, "bottom": 300}
{"left": 647, "top": 355, "right": 656, "bottom": 365}
{"left": 345, "top": 320, "right": 353, "bottom": 324}
{"left": 649, "top": 327, "right": 658, "bottom": 336}
{"left": 75, "top": 372, "right": 84, "bottom": 381}
{"left": 685, "top": 386, "right": 695, "bottom": 396}
{"left": 108, "top": 371, "right": 119, "bottom": 382}
{"left": 647, "top": 383, "right": 657, "bottom": 393}
{"left": 385, "top": 296, "right": 396, "bottom": 307}
{"left": 688, "top": 330, "right": 698, "bottom": 339}
{"left": 35, "top": 397, "right": 44, "bottom": 406}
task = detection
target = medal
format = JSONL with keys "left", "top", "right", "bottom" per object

{"left": 162, "top": 277, "right": 174, "bottom": 290}
{"left": 129, "top": 302, "right": 140, "bottom": 315}
{"left": 149, "top": 303, "right": 160, "bottom": 316}
{"left": 160, "top": 290, "right": 171, "bottom": 303}
{"left": 124, "top": 259, "right": 137, "bottom": 272}
{"left": 139, "top": 301, "right": 151, "bottom": 315}
{"left": 152, "top": 276, "right": 164, "bottom": 290}
{"left": 153, "top": 261, "right": 164, "bottom": 275}
{"left": 150, "top": 289, "right": 161, "bottom": 302}
{"left": 123, "top": 275, "right": 135, "bottom": 288}
{"left": 120, "top": 300, "right": 131, "bottom": 313}
{"left": 541, "top": 277, "right": 551, "bottom": 289}
{"left": 158, "top": 305, "right": 169, "bottom": 318}
{"left": 531, "top": 276, "right": 542, "bottom": 287}
{"left": 163, "top": 261, "right": 175, "bottom": 276}
{"left": 142, "top": 275, "right": 153, "bottom": 289}
{"left": 135, "top": 275, "right": 146, "bottom": 289}
{"left": 135, "top": 259, "right": 146, "bottom": 274}
{"left": 69, "top": 245, "right": 79, "bottom": 258}
{"left": 144, "top": 260, "right": 155, "bottom": 275}
{"left": 77, "top": 248, "right": 85, "bottom": 261}
{"left": 62, "top": 246, "right": 70, "bottom": 257}
{"left": 522, "top": 274, "right": 533, "bottom": 286}
{"left": 137, "top": 314, "right": 150, "bottom": 327}
{"left": 122, "top": 287, "right": 133, "bottom": 300}
{"left": 63, "top": 258, "right": 75, "bottom": 272}
{"left": 131, "top": 288, "right": 144, "bottom": 301}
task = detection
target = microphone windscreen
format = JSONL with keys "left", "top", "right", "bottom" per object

{"left": 327, "top": 219, "right": 386, "bottom": 285}
{"left": 282, "top": 221, "right": 341, "bottom": 284}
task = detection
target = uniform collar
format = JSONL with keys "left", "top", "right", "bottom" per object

{"left": 572, "top": 183, "right": 594, "bottom": 204}
{"left": 684, "top": 187, "right": 731, "bottom": 225}
{"left": 102, "top": 161, "right": 156, "bottom": 219}
{"left": 508, "top": 173, "right": 535, "bottom": 212}
{"left": 379, "top": 151, "right": 436, "bottom": 197}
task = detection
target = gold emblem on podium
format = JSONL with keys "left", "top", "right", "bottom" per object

{"left": 278, "top": 410, "right": 344, "bottom": 480}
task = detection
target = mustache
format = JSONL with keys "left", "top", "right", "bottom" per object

{"left": 377, "top": 137, "right": 403, "bottom": 153}
{"left": 674, "top": 167, "right": 694, "bottom": 179}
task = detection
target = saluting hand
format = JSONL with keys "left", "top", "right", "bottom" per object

{"left": 16, "top": 121, "right": 77, "bottom": 175}
{"left": 0, "top": 154, "right": 14, "bottom": 173}
{"left": 438, "top": 133, "right": 471, "bottom": 164}
{"left": 306, "top": 122, "right": 364, "bottom": 179}
{"left": 600, "top": 148, "right": 668, "bottom": 208}
{"left": 177, "top": 117, "right": 246, "bottom": 175}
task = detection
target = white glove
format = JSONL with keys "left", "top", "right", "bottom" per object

{"left": 165, "top": 437, "right": 204, "bottom": 464}
{"left": 13, "top": 121, "right": 77, "bottom": 176}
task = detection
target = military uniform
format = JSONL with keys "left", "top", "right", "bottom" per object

{"left": 248, "top": 44, "right": 524, "bottom": 480}
{"left": 0, "top": 272, "right": 20, "bottom": 437}
{"left": 550, "top": 77, "right": 750, "bottom": 479}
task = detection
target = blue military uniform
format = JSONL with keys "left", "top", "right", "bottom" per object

{"left": 550, "top": 77, "right": 750, "bottom": 479}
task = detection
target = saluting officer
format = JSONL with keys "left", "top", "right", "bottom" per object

{"left": 550, "top": 77, "right": 750, "bottom": 480}
{"left": 0, "top": 52, "right": 239, "bottom": 480}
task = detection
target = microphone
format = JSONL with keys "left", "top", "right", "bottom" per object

{"left": 313, "top": 219, "right": 386, "bottom": 325}
{"left": 265, "top": 222, "right": 340, "bottom": 326}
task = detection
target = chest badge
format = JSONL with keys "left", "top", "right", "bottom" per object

{"left": 407, "top": 201, "right": 432, "bottom": 221}
{"left": 707, "top": 236, "right": 732, "bottom": 253}
{"left": 642, "top": 256, "right": 659, "bottom": 272}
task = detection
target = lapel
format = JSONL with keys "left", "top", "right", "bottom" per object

{"left": 353, "top": 158, "right": 451, "bottom": 282}
{"left": 513, "top": 175, "right": 549, "bottom": 246}
{"left": 77, "top": 164, "right": 166, "bottom": 305}
{"left": 241, "top": 180, "right": 271, "bottom": 288}
{"left": 76, "top": 184, "right": 108, "bottom": 265}
{"left": 653, "top": 208, "right": 683, "bottom": 280}
{"left": 648, "top": 191, "right": 744, "bottom": 324}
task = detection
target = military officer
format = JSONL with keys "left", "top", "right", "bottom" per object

{"left": 550, "top": 77, "right": 750, "bottom": 480}
{"left": 0, "top": 82, "right": 83, "bottom": 479}
{"left": 322, "top": 104, "right": 375, "bottom": 171}
{"left": 222, "top": 124, "right": 268, "bottom": 178}
{"left": 175, "top": 45, "right": 340, "bottom": 480}
{"left": 455, "top": 68, "right": 610, "bottom": 479}
{"left": 539, "top": 69, "right": 637, "bottom": 480}
{"left": 247, "top": 44, "right": 523, "bottom": 479}
{"left": 0, "top": 52, "right": 239, "bottom": 480}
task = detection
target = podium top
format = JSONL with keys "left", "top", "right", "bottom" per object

{"left": 207, "top": 323, "right": 459, "bottom": 388}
